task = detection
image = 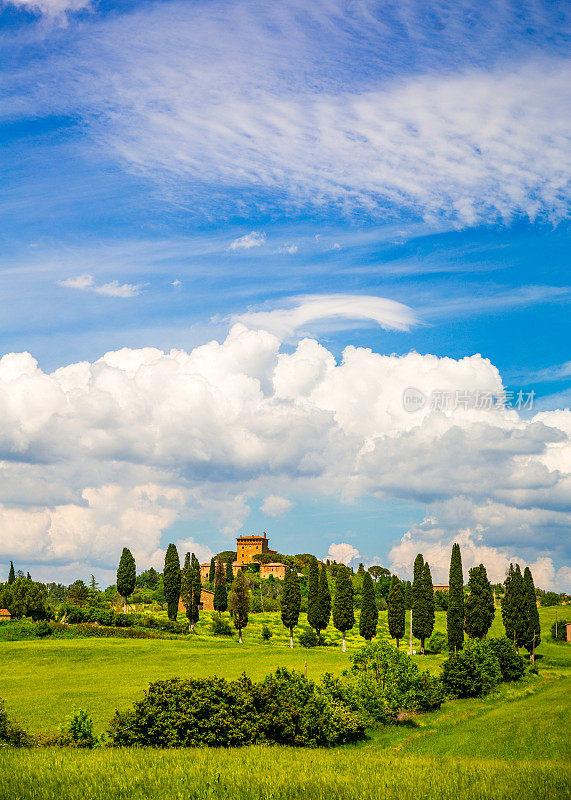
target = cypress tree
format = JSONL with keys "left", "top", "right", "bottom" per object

{"left": 280, "top": 566, "right": 301, "bottom": 648}
{"left": 8, "top": 562, "right": 15, "bottom": 585}
{"left": 464, "top": 564, "right": 495, "bottom": 639}
{"left": 225, "top": 556, "right": 234, "bottom": 585}
{"left": 413, "top": 559, "right": 434, "bottom": 654}
{"left": 316, "top": 564, "right": 331, "bottom": 636}
{"left": 447, "top": 542, "right": 464, "bottom": 653}
{"left": 359, "top": 571, "right": 378, "bottom": 640}
{"left": 387, "top": 574, "right": 405, "bottom": 648}
{"left": 523, "top": 566, "right": 541, "bottom": 661}
{"left": 307, "top": 556, "right": 320, "bottom": 633}
{"left": 333, "top": 565, "right": 355, "bottom": 652}
{"left": 501, "top": 564, "right": 528, "bottom": 652}
{"left": 181, "top": 552, "right": 201, "bottom": 632}
{"left": 213, "top": 556, "right": 228, "bottom": 616}
{"left": 404, "top": 580, "right": 413, "bottom": 610}
{"left": 412, "top": 553, "right": 425, "bottom": 649}
{"left": 163, "top": 544, "right": 181, "bottom": 621}
{"left": 208, "top": 557, "right": 216, "bottom": 584}
{"left": 116, "top": 547, "right": 136, "bottom": 613}
{"left": 229, "top": 569, "right": 250, "bottom": 643}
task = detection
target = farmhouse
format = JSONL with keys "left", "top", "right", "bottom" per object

{"left": 260, "top": 562, "right": 286, "bottom": 580}
{"left": 0, "top": 608, "right": 12, "bottom": 621}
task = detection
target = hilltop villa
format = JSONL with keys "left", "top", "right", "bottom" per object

{"left": 200, "top": 532, "right": 287, "bottom": 582}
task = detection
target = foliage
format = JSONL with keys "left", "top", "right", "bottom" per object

{"left": 2, "top": 578, "right": 49, "bottom": 621}
{"left": 428, "top": 631, "right": 447, "bottom": 654}
{"left": 299, "top": 628, "right": 320, "bottom": 647}
{"left": 464, "top": 563, "right": 495, "bottom": 639}
{"left": 163, "top": 544, "right": 181, "bottom": 621}
{"left": 387, "top": 574, "right": 405, "bottom": 647}
{"left": 108, "top": 670, "right": 365, "bottom": 747}
{"left": 434, "top": 590, "right": 448, "bottom": 610}
{"left": 260, "top": 624, "right": 273, "bottom": 641}
{"left": 35, "top": 620, "right": 53, "bottom": 638}
{"left": 501, "top": 564, "right": 528, "bottom": 650}
{"left": 540, "top": 591, "right": 561, "bottom": 607}
{"left": 280, "top": 567, "right": 301, "bottom": 645}
{"left": 210, "top": 615, "right": 233, "bottom": 636}
{"left": 225, "top": 557, "right": 234, "bottom": 585}
{"left": 316, "top": 565, "right": 331, "bottom": 636}
{"left": 523, "top": 567, "right": 541, "bottom": 654}
{"left": 447, "top": 542, "right": 464, "bottom": 652}
{"left": 0, "top": 696, "right": 29, "bottom": 747}
{"left": 208, "top": 557, "right": 216, "bottom": 584}
{"left": 549, "top": 618, "right": 569, "bottom": 642}
{"left": 332, "top": 566, "right": 354, "bottom": 648}
{"left": 488, "top": 636, "right": 525, "bottom": 682}
{"left": 58, "top": 708, "right": 102, "bottom": 748}
{"left": 306, "top": 556, "right": 319, "bottom": 633}
{"left": 229, "top": 570, "right": 250, "bottom": 640}
{"left": 180, "top": 553, "right": 201, "bottom": 631}
{"left": 116, "top": 548, "right": 136, "bottom": 610}
{"left": 413, "top": 557, "right": 435, "bottom": 653}
{"left": 442, "top": 639, "right": 502, "bottom": 698}
{"left": 213, "top": 557, "right": 228, "bottom": 615}
{"left": 8, "top": 562, "right": 15, "bottom": 585}
{"left": 67, "top": 580, "right": 90, "bottom": 607}
{"left": 359, "top": 572, "right": 378, "bottom": 641}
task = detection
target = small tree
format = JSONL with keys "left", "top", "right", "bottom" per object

{"left": 8, "top": 562, "right": 15, "bottom": 585}
{"left": 523, "top": 566, "right": 541, "bottom": 662}
{"left": 229, "top": 570, "right": 250, "bottom": 643}
{"left": 181, "top": 553, "right": 201, "bottom": 632}
{"left": 359, "top": 571, "right": 378, "bottom": 641}
{"left": 213, "top": 557, "right": 228, "bottom": 616}
{"left": 447, "top": 542, "right": 464, "bottom": 653}
{"left": 116, "top": 548, "right": 136, "bottom": 613}
{"left": 464, "top": 564, "right": 495, "bottom": 639}
{"left": 208, "top": 557, "right": 216, "bottom": 584}
{"left": 163, "top": 544, "right": 181, "bottom": 621}
{"left": 307, "top": 556, "right": 319, "bottom": 634}
{"left": 317, "top": 564, "right": 331, "bottom": 637}
{"left": 280, "top": 566, "right": 301, "bottom": 648}
{"left": 501, "top": 564, "right": 527, "bottom": 653}
{"left": 333, "top": 565, "right": 355, "bottom": 652}
{"left": 225, "top": 557, "right": 234, "bottom": 585}
{"left": 387, "top": 574, "right": 405, "bottom": 648}
{"left": 412, "top": 553, "right": 425, "bottom": 651}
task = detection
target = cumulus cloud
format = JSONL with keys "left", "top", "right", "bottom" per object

{"left": 327, "top": 543, "right": 360, "bottom": 566}
{"left": 234, "top": 294, "right": 417, "bottom": 339}
{"left": 260, "top": 495, "right": 293, "bottom": 517}
{"left": 6, "top": 0, "right": 90, "bottom": 16}
{"left": 58, "top": 274, "right": 143, "bottom": 298}
{"left": 229, "top": 232, "right": 266, "bottom": 251}
{"left": 0, "top": 323, "right": 568, "bottom": 581}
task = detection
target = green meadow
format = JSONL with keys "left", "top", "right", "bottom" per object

{"left": 0, "top": 607, "right": 569, "bottom": 800}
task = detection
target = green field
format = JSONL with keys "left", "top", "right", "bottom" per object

{"left": 0, "top": 607, "right": 569, "bottom": 800}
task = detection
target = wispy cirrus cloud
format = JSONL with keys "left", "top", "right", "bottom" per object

{"left": 229, "top": 232, "right": 266, "bottom": 251}
{"left": 58, "top": 274, "right": 144, "bottom": 298}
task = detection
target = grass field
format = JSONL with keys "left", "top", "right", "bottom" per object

{"left": 0, "top": 607, "right": 569, "bottom": 800}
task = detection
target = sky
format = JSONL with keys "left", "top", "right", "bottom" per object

{"left": 0, "top": 0, "right": 569, "bottom": 590}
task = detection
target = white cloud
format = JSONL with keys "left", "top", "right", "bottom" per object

{"left": 6, "top": 0, "right": 90, "bottom": 16}
{"left": 327, "top": 542, "right": 360, "bottom": 566}
{"left": 277, "top": 244, "right": 298, "bottom": 255}
{"left": 58, "top": 274, "right": 143, "bottom": 298}
{"left": 0, "top": 322, "right": 568, "bottom": 578}
{"left": 234, "top": 293, "right": 417, "bottom": 339}
{"left": 229, "top": 232, "right": 266, "bottom": 251}
{"left": 260, "top": 495, "right": 293, "bottom": 517}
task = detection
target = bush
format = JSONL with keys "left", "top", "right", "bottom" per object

{"left": 35, "top": 620, "right": 53, "bottom": 637}
{"left": 540, "top": 591, "right": 561, "bottom": 607}
{"left": 428, "top": 631, "right": 447, "bottom": 654}
{"left": 260, "top": 625, "right": 273, "bottom": 641}
{"left": 0, "top": 697, "right": 30, "bottom": 747}
{"left": 211, "top": 615, "right": 234, "bottom": 636}
{"left": 442, "top": 639, "right": 501, "bottom": 698}
{"left": 58, "top": 709, "right": 102, "bottom": 748}
{"left": 108, "top": 671, "right": 365, "bottom": 748}
{"left": 299, "top": 628, "right": 319, "bottom": 647}
{"left": 488, "top": 636, "right": 525, "bottom": 682}
{"left": 550, "top": 619, "right": 569, "bottom": 641}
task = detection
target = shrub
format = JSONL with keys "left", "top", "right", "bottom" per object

{"left": 488, "top": 636, "right": 525, "bottom": 682}
{"left": 108, "top": 671, "right": 365, "bottom": 747}
{"left": 299, "top": 628, "right": 319, "bottom": 647}
{"left": 540, "top": 591, "right": 561, "bottom": 607}
{"left": 260, "top": 625, "right": 273, "bottom": 641}
{"left": 35, "top": 620, "right": 53, "bottom": 637}
{"left": 211, "top": 615, "right": 233, "bottom": 636}
{"left": 58, "top": 709, "right": 102, "bottom": 748}
{"left": 0, "top": 697, "right": 30, "bottom": 747}
{"left": 550, "top": 619, "right": 569, "bottom": 641}
{"left": 428, "top": 631, "right": 447, "bottom": 654}
{"left": 442, "top": 639, "right": 501, "bottom": 698}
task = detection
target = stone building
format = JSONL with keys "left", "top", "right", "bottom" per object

{"left": 260, "top": 562, "right": 286, "bottom": 580}
{"left": 236, "top": 532, "right": 276, "bottom": 565}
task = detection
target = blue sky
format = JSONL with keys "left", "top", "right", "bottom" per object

{"left": 0, "top": 0, "right": 569, "bottom": 588}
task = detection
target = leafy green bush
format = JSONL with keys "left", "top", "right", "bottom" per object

{"left": 35, "top": 620, "right": 53, "bottom": 637}
{"left": 488, "top": 636, "right": 525, "bottom": 681}
{"left": 108, "top": 671, "right": 365, "bottom": 747}
{"left": 540, "top": 591, "right": 561, "bottom": 607}
{"left": 550, "top": 618, "right": 569, "bottom": 641}
{"left": 260, "top": 624, "right": 273, "bottom": 641}
{"left": 58, "top": 709, "right": 102, "bottom": 748}
{"left": 442, "top": 639, "right": 501, "bottom": 698}
{"left": 299, "top": 628, "right": 319, "bottom": 647}
{"left": 428, "top": 631, "right": 447, "bottom": 654}
{"left": 0, "top": 697, "right": 30, "bottom": 747}
{"left": 211, "top": 615, "right": 234, "bottom": 636}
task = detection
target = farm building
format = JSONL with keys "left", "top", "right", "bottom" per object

{"left": 200, "top": 532, "right": 281, "bottom": 581}
{"left": 0, "top": 608, "right": 12, "bottom": 621}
